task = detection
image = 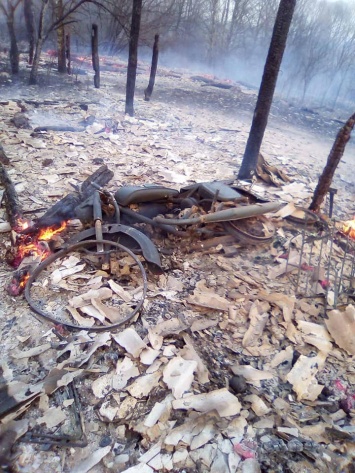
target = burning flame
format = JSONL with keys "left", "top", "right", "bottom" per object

{"left": 37, "top": 221, "right": 67, "bottom": 241}
{"left": 343, "top": 218, "right": 355, "bottom": 240}
{"left": 15, "top": 221, "right": 67, "bottom": 265}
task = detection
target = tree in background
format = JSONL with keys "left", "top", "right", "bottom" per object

{"left": 125, "top": 0, "right": 143, "bottom": 116}
{"left": 0, "top": 0, "right": 22, "bottom": 74}
{"left": 24, "top": 0, "right": 36, "bottom": 65}
{"left": 238, "top": 0, "right": 296, "bottom": 181}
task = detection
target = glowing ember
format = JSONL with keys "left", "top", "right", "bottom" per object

{"left": 15, "top": 217, "right": 32, "bottom": 232}
{"left": 19, "top": 272, "right": 30, "bottom": 289}
{"left": 16, "top": 222, "right": 67, "bottom": 262}
{"left": 343, "top": 218, "right": 355, "bottom": 240}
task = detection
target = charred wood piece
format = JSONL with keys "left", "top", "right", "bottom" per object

{"left": 0, "top": 144, "right": 10, "bottom": 165}
{"left": 33, "top": 125, "right": 85, "bottom": 132}
{"left": 0, "top": 163, "right": 24, "bottom": 229}
{"left": 11, "top": 112, "right": 30, "bottom": 129}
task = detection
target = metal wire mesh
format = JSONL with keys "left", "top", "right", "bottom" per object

{"left": 286, "top": 222, "right": 355, "bottom": 308}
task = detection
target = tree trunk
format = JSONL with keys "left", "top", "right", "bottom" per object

{"left": 29, "top": 0, "right": 49, "bottom": 85}
{"left": 238, "top": 0, "right": 296, "bottom": 180}
{"left": 125, "top": 0, "right": 143, "bottom": 116}
{"left": 91, "top": 24, "right": 100, "bottom": 88}
{"left": 66, "top": 33, "right": 71, "bottom": 74}
{"left": 144, "top": 34, "right": 159, "bottom": 101}
{"left": 309, "top": 113, "right": 355, "bottom": 213}
{"left": 24, "top": 0, "right": 36, "bottom": 65}
{"left": 7, "top": 8, "right": 19, "bottom": 74}
{"left": 56, "top": 0, "right": 66, "bottom": 73}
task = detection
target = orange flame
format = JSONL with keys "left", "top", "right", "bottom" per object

{"left": 38, "top": 221, "right": 67, "bottom": 241}
{"left": 19, "top": 273, "right": 30, "bottom": 289}
{"left": 343, "top": 218, "right": 355, "bottom": 240}
{"left": 17, "top": 221, "right": 67, "bottom": 262}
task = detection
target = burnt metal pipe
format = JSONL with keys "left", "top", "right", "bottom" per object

{"left": 154, "top": 201, "right": 282, "bottom": 226}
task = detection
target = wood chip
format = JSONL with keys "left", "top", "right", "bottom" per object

{"left": 172, "top": 388, "right": 241, "bottom": 417}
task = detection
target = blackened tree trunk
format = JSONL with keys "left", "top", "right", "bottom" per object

{"left": 91, "top": 24, "right": 100, "bottom": 88}
{"left": 56, "top": 0, "right": 66, "bottom": 73}
{"left": 144, "top": 34, "right": 159, "bottom": 101}
{"left": 309, "top": 113, "right": 355, "bottom": 213}
{"left": 238, "top": 0, "right": 296, "bottom": 180}
{"left": 0, "top": 1, "right": 22, "bottom": 74}
{"left": 29, "top": 0, "right": 49, "bottom": 85}
{"left": 125, "top": 0, "right": 143, "bottom": 116}
{"left": 66, "top": 33, "right": 71, "bottom": 74}
{"left": 24, "top": 0, "right": 36, "bottom": 65}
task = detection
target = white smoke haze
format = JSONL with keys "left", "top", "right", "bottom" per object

{"left": 1, "top": 0, "right": 355, "bottom": 113}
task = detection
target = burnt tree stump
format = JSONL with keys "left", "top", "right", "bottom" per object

{"left": 144, "top": 34, "right": 159, "bottom": 101}
{"left": 309, "top": 113, "right": 355, "bottom": 214}
{"left": 91, "top": 24, "right": 100, "bottom": 89}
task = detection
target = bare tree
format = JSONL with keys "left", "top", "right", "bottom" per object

{"left": 238, "top": 0, "right": 296, "bottom": 180}
{"left": 29, "top": 0, "right": 49, "bottom": 84}
{"left": 125, "top": 0, "right": 143, "bottom": 116}
{"left": 24, "top": 0, "right": 36, "bottom": 64}
{"left": 29, "top": 0, "right": 91, "bottom": 85}
{"left": 91, "top": 23, "right": 100, "bottom": 88}
{"left": 55, "top": 0, "right": 67, "bottom": 73}
{"left": 309, "top": 113, "right": 355, "bottom": 213}
{"left": 144, "top": 33, "right": 159, "bottom": 101}
{"left": 0, "top": 0, "right": 22, "bottom": 74}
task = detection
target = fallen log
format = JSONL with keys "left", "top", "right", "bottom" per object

{"left": 0, "top": 162, "right": 24, "bottom": 228}
{"left": 201, "top": 82, "right": 234, "bottom": 90}
{"left": 33, "top": 125, "right": 86, "bottom": 132}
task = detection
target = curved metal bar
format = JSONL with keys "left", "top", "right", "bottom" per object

{"left": 24, "top": 239, "right": 147, "bottom": 332}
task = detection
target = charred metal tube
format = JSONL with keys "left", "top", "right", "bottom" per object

{"left": 119, "top": 206, "right": 184, "bottom": 236}
{"left": 154, "top": 201, "right": 282, "bottom": 226}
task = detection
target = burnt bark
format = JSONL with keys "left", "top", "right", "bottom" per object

{"left": 125, "top": 0, "right": 143, "bottom": 116}
{"left": 0, "top": 163, "right": 23, "bottom": 228}
{"left": 24, "top": 0, "right": 36, "bottom": 65}
{"left": 91, "top": 24, "right": 100, "bottom": 88}
{"left": 4, "top": 2, "right": 20, "bottom": 75}
{"left": 56, "top": 0, "right": 66, "bottom": 73}
{"left": 144, "top": 34, "right": 159, "bottom": 101}
{"left": 309, "top": 113, "right": 355, "bottom": 213}
{"left": 238, "top": 0, "right": 296, "bottom": 180}
{"left": 66, "top": 33, "right": 71, "bottom": 74}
